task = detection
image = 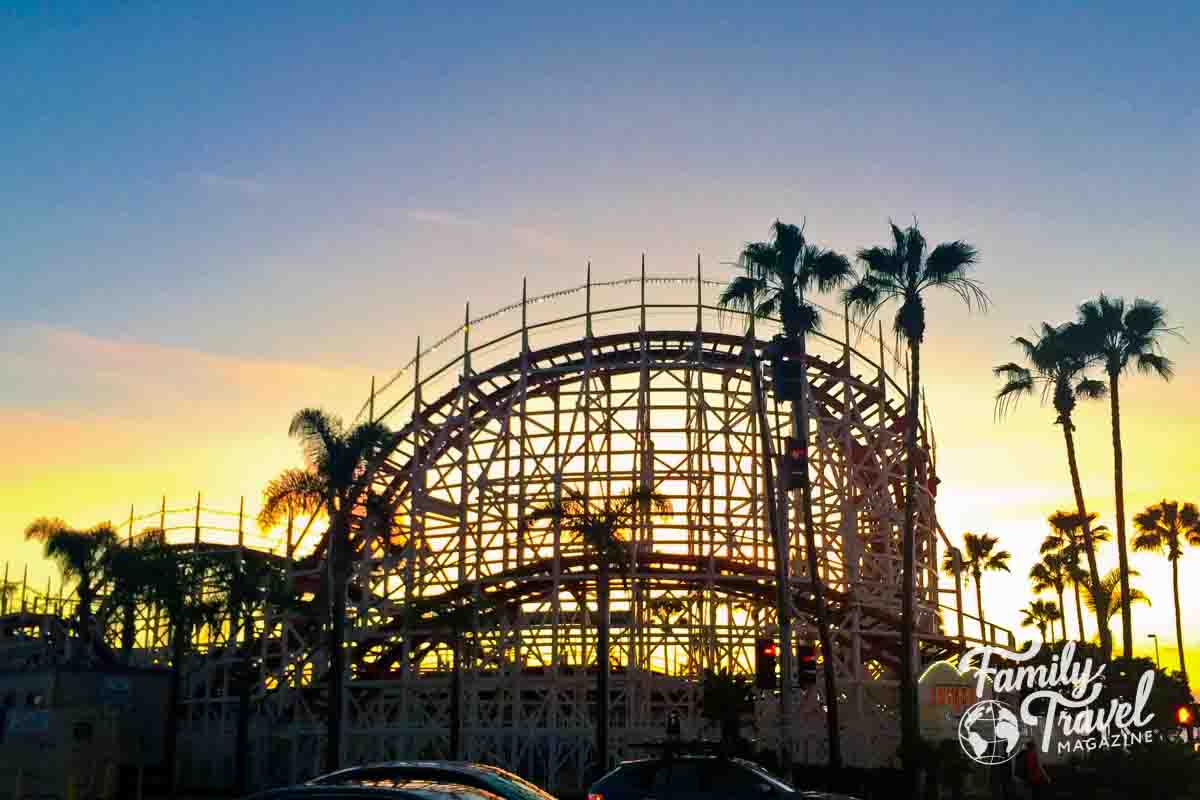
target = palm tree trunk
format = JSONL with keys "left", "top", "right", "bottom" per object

{"left": 325, "top": 517, "right": 348, "bottom": 772}
{"left": 1061, "top": 419, "right": 1111, "bottom": 658}
{"left": 900, "top": 340, "right": 921, "bottom": 781}
{"left": 450, "top": 624, "right": 462, "bottom": 759}
{"left": 1107, "top": 374, "right": 1134, "bottom": 659}
{"left": 1056, "top": 589, "right": 1067, "bottom": 643}
{"left": 122, "top": 601, "right": 136, "bottom": 662}
{"left": 165, "top": 623, "right": 186, "bottom": 799}
{"left": 597, "top": 557, "right": 611, "bottom": 774}
{"left": 1173, "top": 558, "right": 1188, "bottom": 687}
{"left": 1073, "top": 582, "right": 1086, "bottom": 642}
{"left": 791, "top": 334, "right": 842, "bottom": 770}
{"left": 235, "top": 586, "right": 254, "bottom": 795}
{"left": 975, "top": 576, "right": 985, "bottom": 638}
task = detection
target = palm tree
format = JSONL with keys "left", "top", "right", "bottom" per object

{"left": 1029, "top": 553, "right": 1069, "bottom": 642}
{"left": 1041, "top": 510, "right": 1111, "bottom": 644}
{"left": 257, "top": 467, "right": 328, "bottom": 555}
{"left": 1133, "top": 500, "right": 1200, "bottom": 687}
{"left": 97, "top": 531, "right": 164, "bottom": 660}
{"left": 213, "top": 549, "right": 297, "bottom": 794}
{"left": 846, "top": 222, "right": 985, "bottom": 773}
{"left": 1085, "top": 567, "right": 1151, "bottom": 647}
{"left": 528, "top": 485, "right": 671, "bottom": 775}
{"left": 136, "top": 530, "right": 226, "bottom": 795}
{"left": 719, "top": 219, "right": 853, "bottom": 769}
{"left": 283, "top": 408, "right": 392, "bottom": 772}
{"left": 942, "top": 532, "right": 1010, "bottom": 637}
{"left": 994, "top": 321, "right": 1110, "bottom": 656}
{"left": 1076, "top": 295, "right": 1175, "bottom": 658}
{"left": 23, "top": 517, "right": 117, "bottom": 657}
{"left": 1020, "top": 599, "right": 1062, "bottom": 642}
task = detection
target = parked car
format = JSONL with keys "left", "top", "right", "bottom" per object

{"left": 246, "top": 784, "right": 504, "bottom": 800}
{"left": 586, "top": 756, "right": 861, "bottom": 800}
{"left": 309, "top": 761, "right": 559, "bottom": 800}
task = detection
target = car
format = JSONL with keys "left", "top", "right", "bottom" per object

{"left": 245, "top": 784, "right": 504, "bottom": 800}
{"left": 309, "top": 761, "right": 559, "bottom": 800}
{"left": 586, "top": 756, "right": 862, "bottom": 800}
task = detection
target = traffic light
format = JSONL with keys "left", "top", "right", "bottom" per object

{"left": 1176, "top": 704, "right": 1194, "bottom": 726}
{"left": 783, "top": 437, "right": 807, "bottom": 489}
{"left": 755, "top": 638, "right": 778, "bottom": 690}
{"left": 770, "top": 355, "right": 805, "bottom": 402}
{"left": 796, "top": 644, "right": 817, "bottom": 687}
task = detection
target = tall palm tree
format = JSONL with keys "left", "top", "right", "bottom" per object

{"left": 942, "top": 532, "right": 1011, "bottom": 637}
{"left": 1029, "top": 552, "right": 1069, "bottom": 642}
{"left": 1041, "top": 511, "right": 1111, "bottom": 644}
{"left": 1133, "top": 500, "right": 1200, "bottom": 687}
{"left": 284, "top": 408, "right": 392, "bottom": 772}
{"left": 24, "top": 517, "right": 117, "bottom": 657}
{"left": 994, "top": 321, "right": 1110, "bottom": 656}
{"left": 528, "top": 485, "right": 671, "bottom": 775}
{"left": 1020, "top": 599, "right": 1062, "bottom": 642}
{"left": 719, "top": 219, "right": 853, "bottom": 769}
{"left": 1076, "top": 295, "right": 1175, "bottom": 658}
{"left": 846, "top": 222, "right": 985, "bottom": 773}
{"left": 1085, "top": 567, "right": 1151, "bottom": 647}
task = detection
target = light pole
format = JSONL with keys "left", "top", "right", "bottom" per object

{"left": 1149, "top": 634, "right": 1161, "bottom": 668}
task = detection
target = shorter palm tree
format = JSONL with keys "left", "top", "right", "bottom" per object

{"left": 528, "top": 485, "right": 671, "bottom": 774}
{"left": 1020, "top": 600, "right": 1062, "bottom": 642}
{"left": 1133, "top": 500, "right": 1200, "bottom": 688}
{"left": 1041, "top": 510, "right": 1111, "bottom": 643}
{"left": 1029, "top": 553, "right": 1069, "bottom": 642}
{"left": 942, "top": 532, "right": 1011, "bottom": 639}
{"left": 24, "top": 517, "right": 117, "bottom": 656}
{"left": 1085, "top": 568, "right": 1151, "bottom": 647}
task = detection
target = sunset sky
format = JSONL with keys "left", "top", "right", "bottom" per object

{"left": 2, "top": 4, "right": 1198, "bottom": 672}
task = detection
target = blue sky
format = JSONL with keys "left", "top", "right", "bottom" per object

{"left": 2, "top": 2, "right": 1199, "bottom": 652}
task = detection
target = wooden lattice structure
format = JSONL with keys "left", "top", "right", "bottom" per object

{"left": 4, "top": 269, "right": 1015, "bottom": 793}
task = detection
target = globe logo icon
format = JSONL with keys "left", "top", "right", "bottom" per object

{"left": 957, "top": 699, "right": 1021, "bottom": 764}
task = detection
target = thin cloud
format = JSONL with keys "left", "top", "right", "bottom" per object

{"left": 192, "top": 171, "right": 269, "bottom": 196}
{"left": 405, "top": 208, "right": 571, "bottom": 257}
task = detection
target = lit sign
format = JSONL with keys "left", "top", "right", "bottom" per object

{"left": 934, "top": 685, "right": 976, "bottom": 708}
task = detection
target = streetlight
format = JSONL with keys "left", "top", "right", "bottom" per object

{"left": 1149, "top": 634, "right": 1161, "bottom": 668}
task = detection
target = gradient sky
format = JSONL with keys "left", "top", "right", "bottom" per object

{"left": 2, "top": 3, "right": 1198, "bottom": 668}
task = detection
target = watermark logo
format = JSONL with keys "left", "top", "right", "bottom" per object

{"left": 958, "top": 699, "right": 1022, "bottom": 764}
{"left": 957, "top": 638, "right": 1158, "bottom": 759}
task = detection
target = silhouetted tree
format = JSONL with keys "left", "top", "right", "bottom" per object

{"left": 1133, "top": 500, "right": 1200, "bottom": 687}
{"left": 942, "top": 532, "right": 1010, "bottom": 636}
{"left": 528, "top": 485, "right": 670, "bottom": 774}
{"left": 1076, "top": 296, "right": 1175, "bottom": 658}
{"left": 994, "top": 321, "right": 1110, "bottom": 655}
{"left": 283, "top": 407, "right": 392, "bottom": 772}
{"left": 24, "top": 517, "right": 117, "bottom": 657}
{"left": 719, "top": 219, "right": 853, "bottom": 769}
{"left": 846, "top": 221, "right": 986, "bottom": 780}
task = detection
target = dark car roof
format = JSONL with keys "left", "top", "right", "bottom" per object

{"left": 249, "top": 781, "right": 505, "bottom": 799}
{"left": 245, "top": 786, "right": 430, "bottom": 799}
{"left": 309, "top": 761, "right": 556, "bottom": 799}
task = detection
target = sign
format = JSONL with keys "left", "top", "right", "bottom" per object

{"left": 934, "top": 685, "right": 976, "bottom": 709}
